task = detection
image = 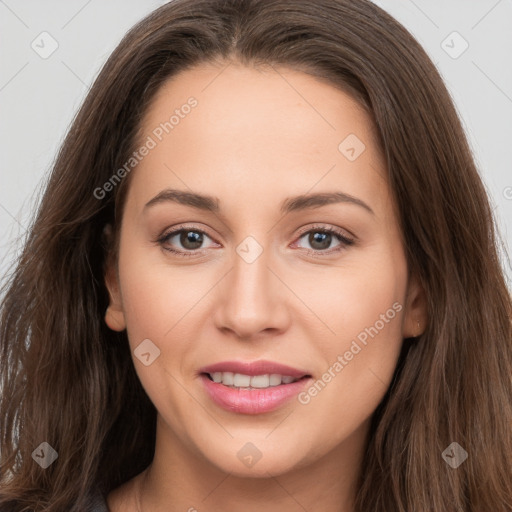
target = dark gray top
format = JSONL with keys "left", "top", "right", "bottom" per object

{"left": 86, "top": 487, "right": 109, "bottom": 512}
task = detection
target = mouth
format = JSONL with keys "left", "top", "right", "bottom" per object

{"left": 198, "top": 360, "right": 313, "bottom": 414}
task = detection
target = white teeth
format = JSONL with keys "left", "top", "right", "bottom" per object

{"left": 208, "top": 372, "right": 301, "bottom": 388}
{"left": 222, "top": 372, "right": 234, "bottom": 385}
{"left": 233, "top": 374, "right": 251, "bottom": 387}
{"left": 250, "top": 375, "right": 269, "bottom": 388}
{"left": 269, "top": 374, "right": 282, "bottom": 386}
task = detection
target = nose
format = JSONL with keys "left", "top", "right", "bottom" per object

{"left": 213, "top": 242, "right": 291, "bottom": 340}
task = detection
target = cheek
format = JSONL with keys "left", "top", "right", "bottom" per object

{"left": 297, "top": 253, "right": 406, "bottom": 423}
{"left": 117, "top": 241, "right": 211, "bottom": 343}
{"left": 116, "top": 249, "right": 201, "bottom": 419}
{"left": 298, "top": 249, "right": 405, "bottom": 349}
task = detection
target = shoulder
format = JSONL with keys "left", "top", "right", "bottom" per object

{"left": 85, "top": 486, "right": 110, "bottom": 512}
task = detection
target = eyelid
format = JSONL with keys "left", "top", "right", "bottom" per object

{"left": 294, "top": 223, "right": 355, "bottom": 243}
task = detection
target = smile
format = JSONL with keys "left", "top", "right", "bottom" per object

{"left": 198, "top": 359, "right": 312, "bottom": 414}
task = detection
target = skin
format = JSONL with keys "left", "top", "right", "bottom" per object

{"left": 104, "top": 61, "right": 427, "bottom": 512}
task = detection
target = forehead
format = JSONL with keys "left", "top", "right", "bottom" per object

{"left": 127, "top": 62, "right": 388, "bottom": 217}
{"left": 142, "top": 61, "right": 378, "bottom": 153}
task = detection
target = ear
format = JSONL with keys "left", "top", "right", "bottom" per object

{"left": 402, "top": 271, "right": 428, "bottom": 339}
{"left": 103, "top": 224, "right": 126, "bottom": 332}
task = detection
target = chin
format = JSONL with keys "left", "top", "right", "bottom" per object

{"left": 200, "top": 440, "right": 308, "bottom": 478}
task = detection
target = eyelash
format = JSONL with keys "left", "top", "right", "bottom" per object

{"left": 156, "top": 223, "right": 355, "bottom": 258}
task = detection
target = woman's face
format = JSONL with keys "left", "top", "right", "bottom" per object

{"left": 105, "top": 62, "right": 425, "bottom": 477}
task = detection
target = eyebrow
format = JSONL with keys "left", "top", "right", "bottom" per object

{"left": 144, "top": 188, "right": 375, "bottom": 216}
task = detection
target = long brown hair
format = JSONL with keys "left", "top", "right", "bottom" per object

{"left": 1, "top": 1, "right": 511, "bottom": 510}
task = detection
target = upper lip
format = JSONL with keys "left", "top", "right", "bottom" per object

{"left": 199, "top": 360, "right": 310, "bottom": 379}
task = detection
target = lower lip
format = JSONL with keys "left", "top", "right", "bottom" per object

{"left": 200, "top": 374, "right": 311, "bottom": 415}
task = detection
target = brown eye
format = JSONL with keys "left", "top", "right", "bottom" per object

{"left": 294, "top": 225, "right": 355, "bottom": 255}
{"left": 157, "top": 226, "right": 218, "bottom": 257}
{"left": 177, "top": 230, "right": 204, "bottom": 250}
{"left": 306, "top": 231, "right": 333, "bottom": 250}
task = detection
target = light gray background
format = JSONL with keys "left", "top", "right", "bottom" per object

{"left": 1, "top": 0, "right": 511, "bottom": 286}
